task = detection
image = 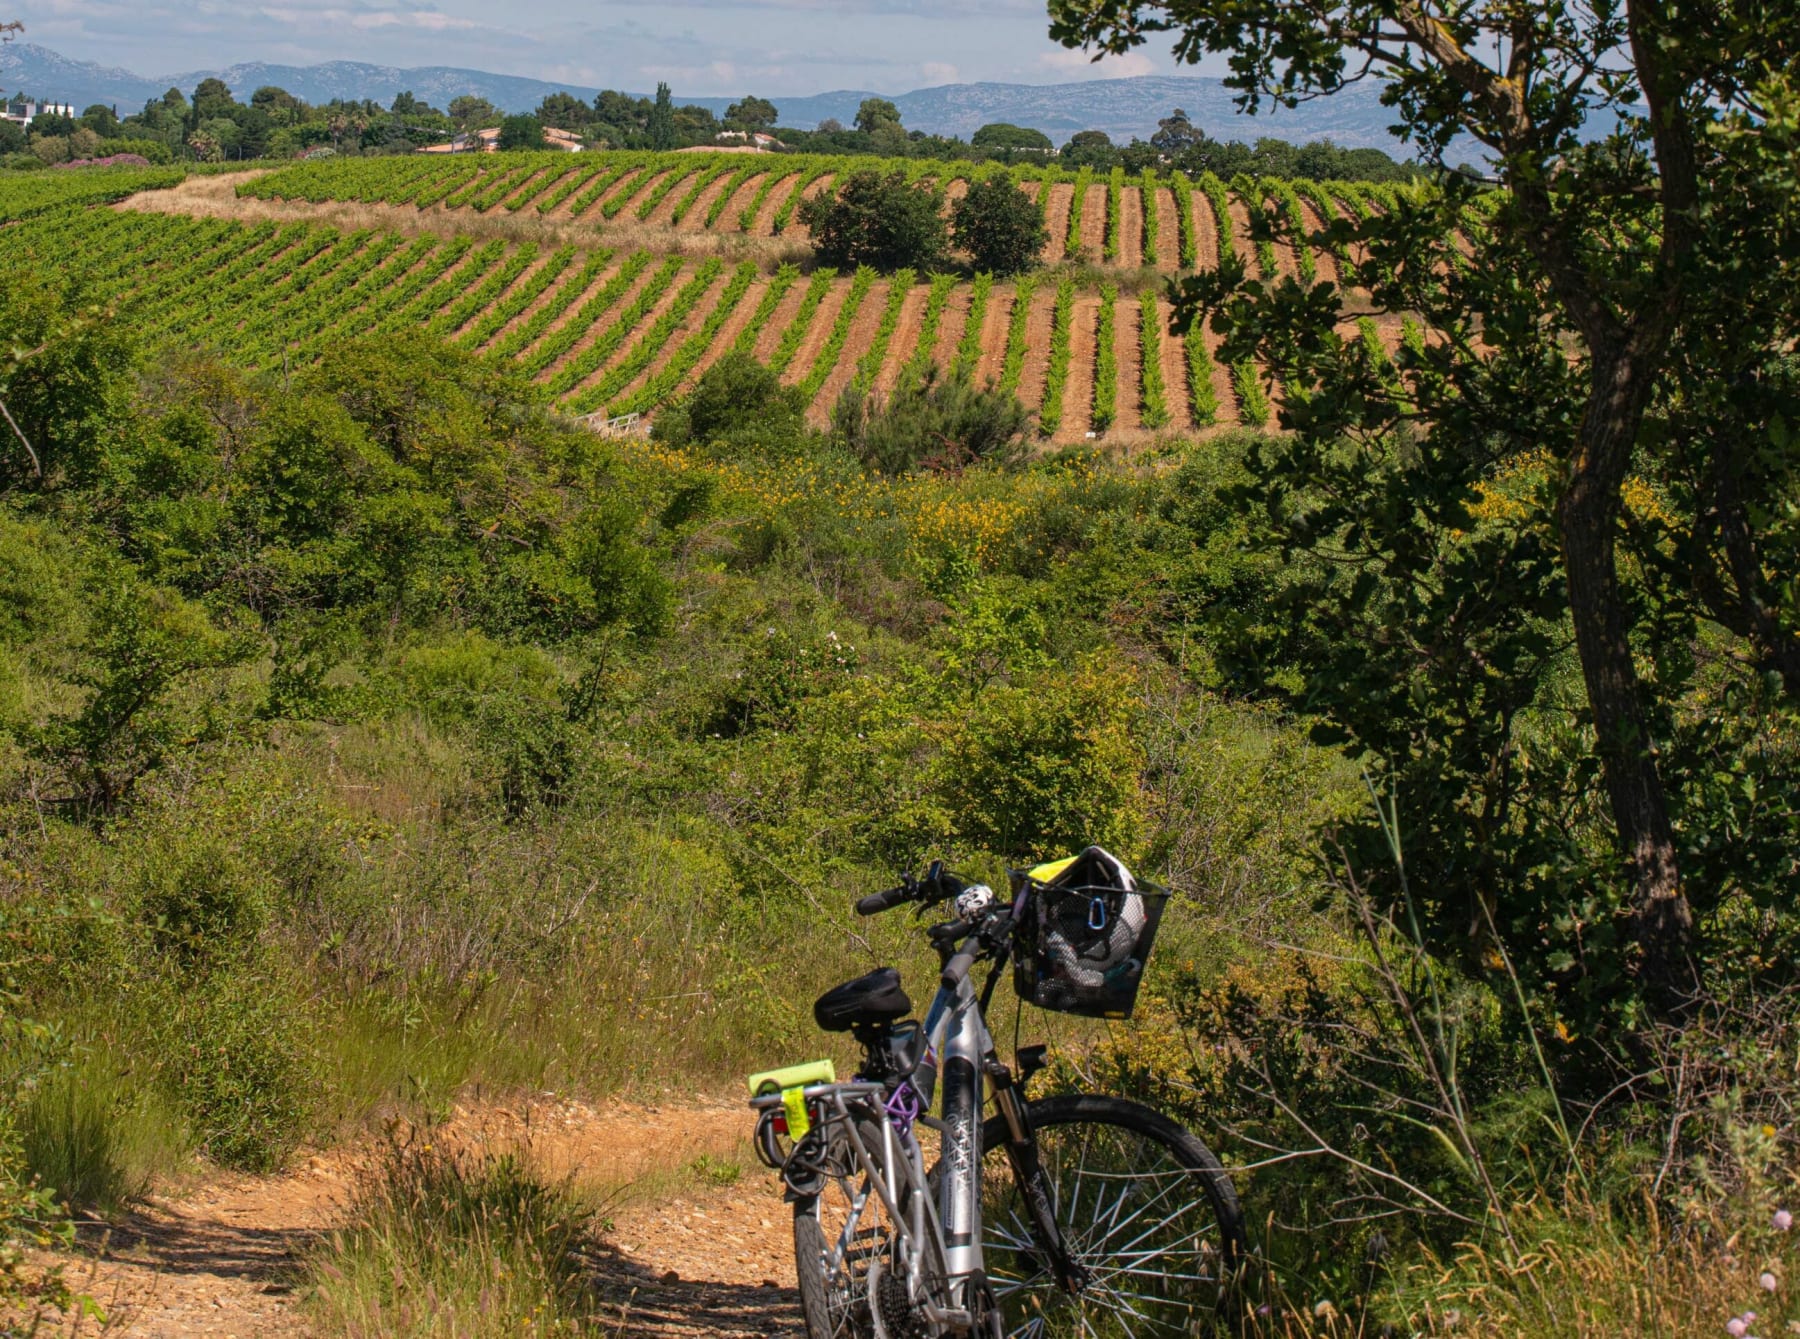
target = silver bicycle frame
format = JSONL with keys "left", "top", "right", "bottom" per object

{"left": 921, "top": 970, "right": 991, "bottom": 1289}
{"left": 751, "top": 971, "right": 996, "bottom": 1334}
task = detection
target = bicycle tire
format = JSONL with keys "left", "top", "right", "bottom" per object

{"left": 979, "top": 1094, "right": 1245, "bottom": 1338}
{"left": 793, "top": 1114, "right": 913, "bottom": 1339}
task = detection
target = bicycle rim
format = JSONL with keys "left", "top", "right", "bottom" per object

{"left": 980, "top": 1096, "right": 1242, "bottom": 1339}
{"left": 794, "top": 1118, "right": 906, "bottom": 1339}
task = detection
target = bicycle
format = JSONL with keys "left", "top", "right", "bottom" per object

{"left": 748, "top": 848, "right": 1245, "bottom": 1338}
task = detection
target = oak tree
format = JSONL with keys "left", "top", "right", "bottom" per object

{"left": 1048, "top": 0, "right": 1800, "bottom": 1003}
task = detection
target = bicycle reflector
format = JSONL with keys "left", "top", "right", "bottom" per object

{"left": 748, "top": 1059, "right": 837, "bottom": 1140}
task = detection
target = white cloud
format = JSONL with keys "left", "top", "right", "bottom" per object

{"left": 919, "top": 61, "right": 957, "bottom": 85}
{"left": 1037, "top": 47, "right": 1155, "bottom": 79}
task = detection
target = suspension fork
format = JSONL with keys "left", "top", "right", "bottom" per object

{"left": 987, "top": 1062, "right": 1087, "bottom": 1295}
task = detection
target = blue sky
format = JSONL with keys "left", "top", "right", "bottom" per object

{"left": 22, "top": 0, "right": 1228, "bottom": 94}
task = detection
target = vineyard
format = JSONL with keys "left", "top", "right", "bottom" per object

{"left": 236, "top": 148, "right": 1428, "bottom": 277}
{"left": 0, "top": 160, "right": 1436, "bottom": 442}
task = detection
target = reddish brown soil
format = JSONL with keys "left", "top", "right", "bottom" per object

{"left": 24, "top": 1098, "right": 803, "bottom": 1339}
{"left": 1113, "top": 298, "right": 1144, "bottom": 434}
{"left": 810, "top": 279, "right": 892, "bottom": 417}
{"left": 748, "top": 277, "right": 813, "bottom": 364}
{"left": 1062, "top": 293, "right": 1099, "bottom": 441}
{"left": 1071, "top": 184, "right": 1108, "bottom": 263}
{"left": 931, "top": 286, "right": 970, "bottom": 372}
{"left": 1294, "top": 196, "right": 1340, "bottom": 288}
{"left": 750, "top": 171, "right": 803, "bottom": 235}
{"left": 777, "top": 278, "right": 849, "bottom": 389}
{"left": 1191, "top": 186, "right": 1224, "bottom": 271}
{"left": 1041, "top": 183, "right": 1074, "bottom": 264}
{"left": 1016, "top": 284, "right": 1058, "bottom": 412}
{"left": 971, "top": 285, "right": 1016, "bottom": 387}
{"left": 1152, "top": 295, "right": 1195, "bottom": 435}
{"left": 1115, "top": 186, "right": 1144, "bottom": 269}
{"left": 874, "top": 283, "right": 931, "bottom": 396}
{"left": 1204, "top": 319, "right": 1243, "bottom": 425}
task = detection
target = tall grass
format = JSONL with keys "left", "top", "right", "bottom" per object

{"left": 16, "top": 1055, "right": 187, "bottom": 1214}
{"left": 306, "top": 1137, "right": 602, "bottom": 1338}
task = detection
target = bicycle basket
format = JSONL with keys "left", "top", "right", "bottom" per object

{"left": 1011, "top": 846, "right": 1169, "bottom": 1019}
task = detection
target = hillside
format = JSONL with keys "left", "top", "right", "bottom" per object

{"left": 0, "top": 156, "right": 1435, "bottom": 444}
{"left": 0, "top": 42, "right": 1413, "bottom": 149}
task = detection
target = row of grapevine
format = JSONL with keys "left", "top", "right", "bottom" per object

{"left": 730, "top": 264, "right": 801, "bottom": 355}
{"left": 1038, "top": 278, "right": 1078, "bottom": 436}
{"left": 569, "top": 258, "right": 727, "bottom": 411}
{"left": 998, "top": 276, "right": 1038, "bottom": 395}
{"left": 854, "top": 270, "right": 915, "bottom": 388}
{"left": 4, "top": 196, "right": 1356, "bottom": 437}
{"left": 903, "top": 272, "right": 959, "bottom": 387}
{"left": 612, "top": 260, "right": 760, "bottom": 416}
{"left": 954, "top": 272, "right": 995, "bottom": 381}
{"left": 1091, "top": 284, "right": 1118, "bottom": 431}
{"left": 767, "top": 269, "right": 836, "bottom": 375}
{"left": 797, "top": 266, "right": 878, "bottom": 401}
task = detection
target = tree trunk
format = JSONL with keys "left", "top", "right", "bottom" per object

{"left": 1558, "top": 346, "right": 1694, "bottom": 1003}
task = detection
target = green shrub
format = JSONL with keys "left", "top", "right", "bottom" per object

{"left": 831, "top": 366, "right": 1032, "bottom": 476}
{"left": 653, "top": 350, "right": 811, "bottom": 457}
{"left": 800, "top": 169, "right": 946, "bottom": 272}
{"left": 950, "top": 175, "right": 1048, "bottom": 276}
{"left": 136, "top": 839, "right": 272, "bottom": 970}
{"left": 938, "top": 660, "right": 1146, "bottom": 861}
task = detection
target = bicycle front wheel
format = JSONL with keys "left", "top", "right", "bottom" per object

{"left": 980, "top": 1094, "right": 1245, "bottom": 1338}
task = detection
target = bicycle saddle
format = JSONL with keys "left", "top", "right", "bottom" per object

{"left": 814, "top": 966, "right": 912, "bottom": 1032}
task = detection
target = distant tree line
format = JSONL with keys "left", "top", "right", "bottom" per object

{"left": 1, "top": 68, "right": 1418, "bottom": 183}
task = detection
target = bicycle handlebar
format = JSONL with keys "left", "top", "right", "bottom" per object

{"left": 855, "top": 861, "right": 965, "bottom": 917}
{"left": 855, "top": 883, "right": 916, "bottom": 916}
{"left": 940, "top": 908, "right": 1014, "bottom": 991}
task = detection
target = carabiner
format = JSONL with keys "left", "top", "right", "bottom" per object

{"left": 1088, "top": 897, "right": 1108, "bottom": 931}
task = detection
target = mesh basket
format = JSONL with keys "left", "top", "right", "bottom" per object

{"left": 1011, "top": 847, "right": 1170, "bottom": 1019}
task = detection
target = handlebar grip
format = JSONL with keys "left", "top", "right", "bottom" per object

{"left": 856, "top": 884, "right": 914, "bottom": 916}
{"left": 941, "top": 940, "right": 981, "bottom": 990}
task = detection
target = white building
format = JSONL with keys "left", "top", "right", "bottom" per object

{"left": 2, "top": 100, "right": 77, "bottom": 127}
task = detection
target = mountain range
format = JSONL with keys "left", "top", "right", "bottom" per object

{"left": 0, "top": 43, "right": 1417, "bottom": 152}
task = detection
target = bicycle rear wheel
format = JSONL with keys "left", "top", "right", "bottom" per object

{"left": 792, "top": 1115, "right": 909, "bottom": 1339}
{"left": 979, "top": 1094, "right": 1245, "bottom": 1338}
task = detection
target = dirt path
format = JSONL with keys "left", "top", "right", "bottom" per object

{"left": 35, "top": 1097, "right": 801, "bottom": 1338}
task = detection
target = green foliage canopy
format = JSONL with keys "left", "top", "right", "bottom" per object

{"left": 799, "top": 169, "right": 946, "bottom": 273}
{"left": 951, "top": 175, "right": 1049, "bottom": 276}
